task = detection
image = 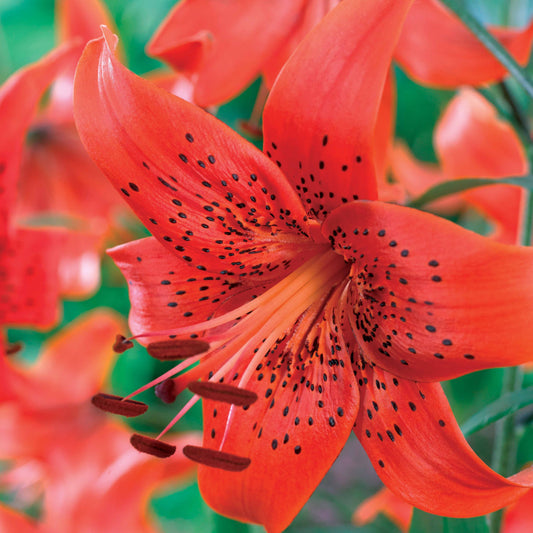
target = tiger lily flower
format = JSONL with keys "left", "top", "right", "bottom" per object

{"left": 395, "top": 0, "right": 533, "bottom": 88}
{"left": 0, "top": 423, "right": 197, "bottom": 533}
{"left": 0, "top": 43, "right": 79, "bottom": 329}
{"left": 0, "top": 0, "right": 130, "bottom": 302}
{"left": 38, "top": 422, "right": 198, "bottom": 533}
{"left": 75, "top": 0, "right": 533, "bottom": 531}
{"left": 391, "top": 88, "right": 529, "bottom": 244}
{"left": 354, "top": 484, "right": 533, "bottom": 533}
{"left": 148, "top": 0, "right": 533, "bottom": 107}
{"left": 353, "top": 486, "right": 413, "bottom": 532}
{"left": 0, "top": 310, "right": 122, "bottom": 457}
{"left": 0, "top": 311, "right": 198, "bottom": 532}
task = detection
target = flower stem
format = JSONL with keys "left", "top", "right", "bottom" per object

{"left": 488, "top": 83, "right": 532, "bottom": 533}
{"left": 439, "top": 0, "right": 533, "bottom": 100}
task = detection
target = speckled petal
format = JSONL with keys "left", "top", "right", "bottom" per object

{"left": 197, "top": 289, "right": 359, "bottom": 533}
{"left": 0, "top": 227, "right": 65, "bottom": 329}
{"left": 354, "top": 365, "right": 533, "bottom": 516}
{"left": 324, "top": 200, "right": 533, "bottom": 381}
{"left": 263, "top": 0, "right": 413, "bottom": 219}
{"left": 74, "top": 28, "right": 314, "bottom": 281}
{"left": 109, "top": 236, "right": 325, "bottom": 339}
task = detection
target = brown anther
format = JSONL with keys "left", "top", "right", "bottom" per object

{"left": 147, "top": 339, "right": 210, "bottom": 360}
{"left": 113, "top": 334, "right": 134, "bottom": 353}
{"left": 188, "top": 381, "right": 258, "bottom": 406}
{"left": 183, "top": 445, "right": 251, "bottom": 471}
{"left": 91, "top": 393, "right": 148, "bottom": 417}
{"left": 6, "top": 342, "right": 23, "bottom": 355}
{"left": 130, "top": 433, "right": 176, "bottom": 458}
{"left": 155, "top": 379, "right": 177, "bottom": 404}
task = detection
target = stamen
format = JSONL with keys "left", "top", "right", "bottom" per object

{"left": 127, "top": 246, "right": 333, "bottom": 343}
{"left": 91, "top": 393, "right": 148, "bottom": 417}
{"left": 123, "top": 351, "right": 207, "bottom": 400}
{"left": 6, "top": 342, "right": 23, "bottom": 355}
{"left": 130, "top": 434, "right": 176, "bottom": 458}
{"left": 147, "top": 339, "right": 210, "bottom": 360}
{"left": 188, "top": 381, "right": 258, "bottom": 406}
{"left": 113, "top": 334, "right": 134, "bottom": 353}
{"left": 183, "top": 445, "right": 251, "bottom": 471}
{"left": 157, "top": 394, "right": 200, "bottom": 439}
{"left": 155, "top": 378, "right": 177, "bottom": 404}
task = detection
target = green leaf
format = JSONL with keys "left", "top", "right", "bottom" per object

{"left": 409, "top": 510, "right": 489, "bottom": 533}
{"left": 461, "top": 385, "right": 533, "bottom": 436}
{"left": 407, "top": 176, "right": 533, "bottom": 209}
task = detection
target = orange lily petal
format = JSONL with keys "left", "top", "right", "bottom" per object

{"left": 74, "top": 28, "right": 315, "bottom": 280}
{"left": 435, "top": 88, "right": 528, "bottom": 244}
{"left": 56, "top": 0, "right": 114, "bottom": 43}
{"left": 374, "top": 69, "right": 396, "bottom": 187}
{"left": 504, "top": 489, "right": 533, "bottom": 533}
{"left": 18, "top": 121, "right": 123, "bottom": 225}
{"left": 261, "top": 0, "right": 337, "bottom": 88}
{"left": 56, "top": 228, "right": 104, "bottom": 298}
{"left": 324, "top": 200, "right": 533, "bottom": 381}
{"left": 49, "top": 0, "right": 116, "bottom": 120}
{"left": 395, "top": 0, "right": 533, "bottom": 87}
{"left": 353, "top": 487, "right": 412, "bottom": 532}
{"left": 0, "top": 42, "right": 80, "bottom": 232}
{"left": 390, "top": 142, "right": 464, "bottom": 214}
{"left": 263, "top": 0, "right": 414, "bottom": 219}
{"left": 144, "top": 69, "right": 195, "bottom": 102}
{"left": 0, "top": 227, "right": 65, "bottom": 329}
{"left": 354, "top": 364, "right": 533, "bottom": 517}
{"left": 42, "top": 421, "right": 199, "bottom": 533}
{"left": 3, "top": 309, "right": 122, "bottom": 408}
{"left": 147, "top": 0, "right": 307, "bottom": 107}
{"left": 108, "top": 236, "right": 322, "bottom": 339}
{"left": 198, "top": 289, "right": 359, "bottom": 533}
{"left": 0, "top": 311, "right": 122, "bottom": 462}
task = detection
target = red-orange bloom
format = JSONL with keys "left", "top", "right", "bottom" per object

{"left": 392, "top": 88, "right": 528, "bottom": 244}
{"left": 74, "top": 1, "right": 533, "bottom": 531}
{"left": 148, "top": 0, "right": 533, "bottom": 107}
{"left": 0, "top": 311, "right": 198, "bottom": 532}
{"left": 0, "top": 43, "right": 78, "bottom": 329}
{"left": 0, "top": 0, "right": 130, "bottom": 305}
{"left": 395, "top": 0, "right": 533, "bottom": 87}
{"left": 354, "top": 485, "right": 533, "bottom": 533}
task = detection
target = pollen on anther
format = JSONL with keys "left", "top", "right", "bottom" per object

{"left": 147, "top": 339, "right": 209, "bottom": 360}
{"left": 91, "top": 393, "right": 148, "bottom": 417}
{"left": 130, "top": 434, "right": 176, "bottom": 458}
{"left": 113, "top": 334, "right": 134, "bottom": 353}
{"left": 188, "top": 381, "right": 258, "bottom": 406}
{"left": 183, "top": 445, "right": 251, "bottom": 471}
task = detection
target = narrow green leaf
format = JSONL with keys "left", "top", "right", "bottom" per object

{"left": 408, "top": 176, "right": 533, "bottom": 209}
{"left": 461, "top": 386, "right": 533, "bottom": 436}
